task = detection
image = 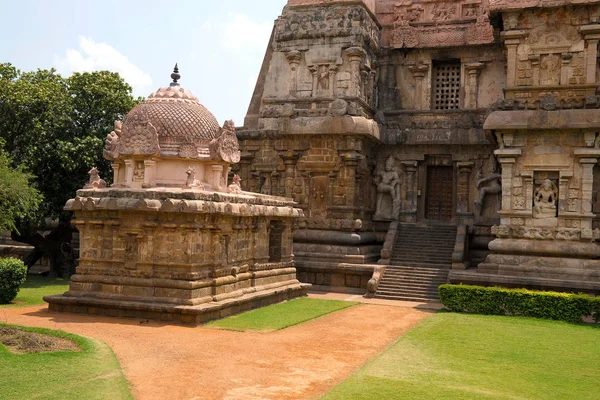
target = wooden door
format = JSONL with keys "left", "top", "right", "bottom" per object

{"left": 426, "top": 166, "right": 453, "bottom": 220}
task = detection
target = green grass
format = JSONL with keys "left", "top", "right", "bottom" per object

{"left": 0, "top": 324, "right": 132, "bottom": 400}
{"left": 1, "top": 275, "right": 68, "bottom": 307}
{"left": 207, "top": 297, "right": 358, "bottom": 331}
{"left": 323, "top": 312, "right": 600, "bottom": 400}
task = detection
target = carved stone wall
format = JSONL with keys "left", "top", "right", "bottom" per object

{"left": 239, "top": 0, "right": 600, "bottom": 294}
{"left": 46, "top": 188, "right": 307, "bottom": 324}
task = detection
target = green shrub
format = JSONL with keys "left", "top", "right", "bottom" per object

{"left": 439, "top": 284, "right": 600, "bottom": 324}
{"left": 0, "top": 257, "right": 28, "bottom": 304}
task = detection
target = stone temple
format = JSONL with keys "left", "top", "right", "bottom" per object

{"left": 235, "top": 0, "right": 600, "bottom": 300}
{"left": 44, "top": 68, "right": 308, "bottom": 323}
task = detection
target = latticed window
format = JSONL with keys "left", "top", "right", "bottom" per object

{"left": 432, "top": 61, "right": 461, "bottom": 110}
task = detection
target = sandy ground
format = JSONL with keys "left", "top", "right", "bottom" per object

{"left": 1, "top": 295, "right": 435, "bottom": 400}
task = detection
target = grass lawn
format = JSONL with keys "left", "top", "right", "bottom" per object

{"left": 0, "top": 324, "right": 132, "bottom": 400}
{"left": 207, "top": 297, "right": 358, "bottom": 331}
{"left": 0, "top": 275, "right": 68, "bottom": 307}
{"left": 323, "top": 312, "right": 600, "bottom": 400}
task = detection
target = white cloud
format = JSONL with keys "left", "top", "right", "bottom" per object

{"left": 220, "top": 14, "right": 272, "bottom": 51}
{"left": 54, "top": 36, "right": 153, "bottom": 96}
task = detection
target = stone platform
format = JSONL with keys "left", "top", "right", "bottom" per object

{"left": 45, "top": 187, "right": 308, "bottom": 324}
{"left": 45, "top": 282, "right": 309, "bottom": 325}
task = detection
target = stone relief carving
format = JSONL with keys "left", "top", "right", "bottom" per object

{"left": 178, "top": 143, "right": 198, "bottom": 159}
{"left": 432, "top": 3, "right": 457, "bottom": 21}
{"left": 183, "top": 167, "right": 204, "bottom": 190}
{"left": 373, "top": 156, "right": 401, "bottom": 220}
{"left": 118, "top": 110, "right": 160, "bottom": 156}
{"left": 133, "top": 161, "right": 145, "bottom": 182}
{"left": 84, "top": 167, "right": 107, "bottom": 189}
{"left": 317, "top": 65, "right": 329, "bottom": 91}
{"left": 540, "top": 54, "right": 561, "bottom": 85}
{"left": 209, "top": 120, "right": 241, "bottom": 164}
{"left": 391, "top": 12, "right": 419, "bottom": 48}
{"left": 533, "top": 179, "right": 558, "bottom": 219}
{"left": 228, "top": 174, "right": 242, "bottom": 194}
{"left": 474, "top": 160, "right": 502, "bottom": 216}
{"left": 465, "top": 7, "right": 494, "bottom": 45}
{"left": 103, "top": 120, "right": 121, "bottom": 160}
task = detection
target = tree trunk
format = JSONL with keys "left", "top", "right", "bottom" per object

{"left": 11, "top": 224, "right": 76, "bottom": 278}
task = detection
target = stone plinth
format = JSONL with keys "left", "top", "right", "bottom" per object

{"left": 44, "top": 187, "right": 308, "bottom": 324}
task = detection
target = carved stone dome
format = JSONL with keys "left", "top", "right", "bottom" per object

{"left": 119, "top": 66, "right": 221, "bottom": 158}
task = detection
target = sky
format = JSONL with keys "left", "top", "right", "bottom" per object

{"left": 0, "top": 0, "right": 289, "bottom": 126}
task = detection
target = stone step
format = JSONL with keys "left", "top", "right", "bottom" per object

{"left": 374, "top": 293, "right": 440, "bottom": 302}
{"left": 382, "top": 277, "right": 448, "bottom": 285}
{"left": 390, "top": 261, "right": 452, "bottom": 268}
{"left": 376, "top": 287, "right": 440, "bottom": 296}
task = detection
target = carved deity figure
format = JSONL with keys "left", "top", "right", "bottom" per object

{"left": 474, "top": 160, "right": 501, "bottom": 217}
{"left": 317, "top": 65, "right": 329, "bottom": 91}
{"left": 228, "top": 174, "right": 242, "bottom": 194}
{"left": 84, "top": 167, "right": 107, "bottom": 189}
{"left": 103, "top": 120, "right": 122, "bottom": 160}
{"left": 184, "top": 167, "right": 204, "bottom": 190}
{"left": 540, "top": 54, "right": 560, "bottom": 86}
{"left": 374, "top": 156, "right": 401, "bottom": 220}
{"left": 533, "top": 179, "right": 558, "bottom": 219}
{"left": 133, "top": 161, "right": 145, "bottom": 182}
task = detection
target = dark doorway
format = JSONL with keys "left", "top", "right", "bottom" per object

{"left": 426, "top": 166, "right": 454, "bottom": 220}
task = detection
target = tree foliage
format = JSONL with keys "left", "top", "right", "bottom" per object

{"left": 0, "top": 63, "right": 139, "bottom": 223}
{"left": 0, "top": 147, "right": 42, "bottom": 233}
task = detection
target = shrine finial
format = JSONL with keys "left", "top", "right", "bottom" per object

{"left": 170, "top": 63, "right": 180, "bottom": 86}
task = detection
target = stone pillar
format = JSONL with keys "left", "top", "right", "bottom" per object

{"left": 408, "top": 64, "right": 429, "bottom": 110}
{"left": 529, "top": 55, "right": 541, "bottom": 86}
{"left": 308, "top": 65, "right": 318, "bottom": 97}
{"left": 580, "top": 158, "right": 597, "bottom": 216}
{"left": 502, "top": 30, "right": 524, "bottom": 88}
{"left": 211, "top": 164, "right": 224, "bottom": 191}
{"left": 586, "top": 40, "right": 599, "bottom": 84}
{"left": 285, "top": 50, "right": 302, "bottom": 96}
{"left": 281, "top": 152, "right": 299, "bottom": 199}
{"left": 456, "top": 162, "right": 474, "bottom": 215}
{"left": 341, "top": 151, "right": 362, "bottom": 211}
{"left": 495, "top": 149, "right": 521, "bottom": 225}
{"left": 401, "top": 161, "right": 418, "bottom": 222}
{"left": 328, "top": 65, "right": 338, "bottom": 97}
{"left": 111, "top": 163, "right": 120, "bottom": 185}
{"left": 344, "top": 47, "right": 365, "bottom": 98}
{"left": 560, "top": 53, "right": 573, "bottom": 85}
{"left": 522, "top": 172, "right": 533, "bottom": 213}
{"left": 558, "top": 172, "right": 572, "bottom": 213}
{"left": 239, "top": 154, "right": 253, "bottom": 192}
{"left": 464, "top": 63, "right": 485, "bottom": 109}
{"left": 143, "top": 160, "right": 156, "bottom": 188}
{"left": 124, "top": 159, "right": 134, "bottom": 186}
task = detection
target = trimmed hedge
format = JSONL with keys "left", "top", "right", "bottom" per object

{"left": 439, "top": 284, "right": 600, "bottom": 323}
{"left": 0, "top": 257, "right": 27, "bottom": 304}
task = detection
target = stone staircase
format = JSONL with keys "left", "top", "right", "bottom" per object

{"left": 375, "top": 223, "right": 456, "bottom": 302}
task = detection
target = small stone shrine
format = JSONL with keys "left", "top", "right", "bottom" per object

{"left": 44, "top": 67, "right": 308, "bottom": 324}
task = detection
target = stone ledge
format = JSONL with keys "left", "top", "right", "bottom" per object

{"left": 449, "top": 270, "right": 600, "bottom": 294}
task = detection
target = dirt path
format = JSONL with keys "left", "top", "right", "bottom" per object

{"left": 1, "top": 301, "right": 432, "bottom": 400}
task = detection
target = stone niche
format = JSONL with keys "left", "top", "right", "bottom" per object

{"left": 45, "top": 69, "right": 308, "bottom": 324}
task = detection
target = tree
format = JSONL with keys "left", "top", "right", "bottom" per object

{"left": 0, "top": 146, "right": 42, "bottom": 233}
{"left": 0, "top": 63, "right": 139, "bottom": 275}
